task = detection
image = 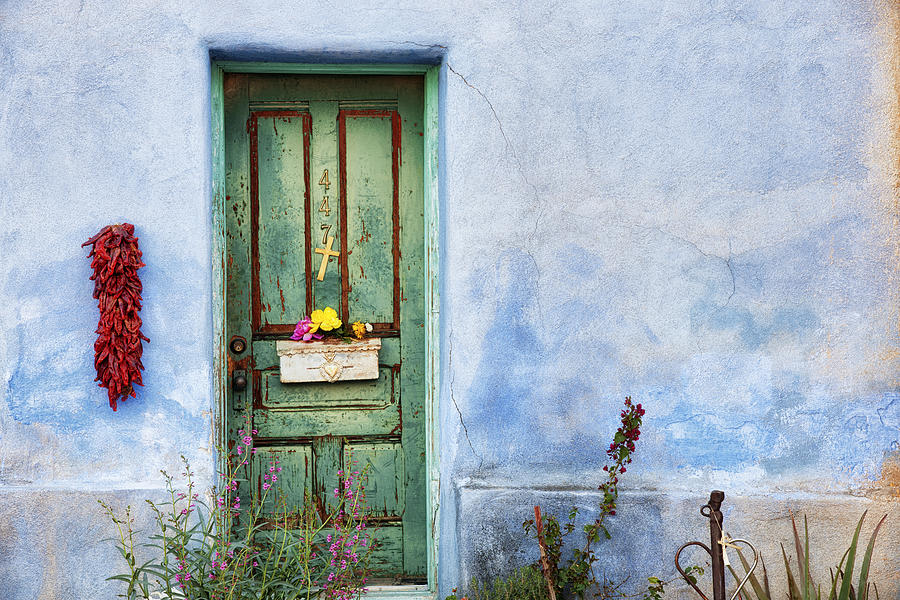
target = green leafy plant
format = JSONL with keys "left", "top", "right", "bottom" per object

{"left": 441, "top": 566, "right": 701, "bottom": 600}
{"left": 726, "top": 511, "right": 886, "bottom": 600}
{"left": 444, "top": 566, "right": 549, "bottom": 600}
{"left": 99, "top": 428, "right": 373, "bottom": 600}
{"left": 642, "top": 566, "right": 704, "bottom": 600}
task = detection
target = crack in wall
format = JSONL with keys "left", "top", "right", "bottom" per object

{"left": 444, "top": 63, "right": 541, "bottom": 197}
{"left": 622, "top": 221, "right": 737, "bottom": 308}
{"left": 446, "top": 64, "right": 516, "bottom": 171}
{"left": 448, "top": 328, "right": 484, "bottom": 470}
{"left": 444, "top": 62, "right": 546, "bottom": 317}
{"left": 723, "top": 250, "right": 736, "bottom": 307}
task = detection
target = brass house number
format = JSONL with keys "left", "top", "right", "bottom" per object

{"left": 314, "top": 169, "right": 338, "bottom": 281}
{"left": 318, "top": 169, "right": 331, "bottom": 216}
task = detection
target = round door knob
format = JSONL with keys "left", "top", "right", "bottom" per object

{"left": 230, "top": 336, "right": 247, "bottom": 354}
{"left": 232, "top": 373, "right": 248, "bottom": 392}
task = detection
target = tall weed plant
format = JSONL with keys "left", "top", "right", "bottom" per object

{"left": 523, "top": 397, "right": 647, "bottom": 600}
{"left": 452, "top": 398, "right": 697, "bottom": 600}
{"left": 99, "top": 426, "right": 372, "bottom": 600}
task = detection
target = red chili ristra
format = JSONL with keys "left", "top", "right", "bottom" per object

{"left": 82, "top": 223, "right": 149, "bottom": 411}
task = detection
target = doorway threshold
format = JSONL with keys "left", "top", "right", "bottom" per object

{"left": 366, "top": 584, "right": 432, "bottom": 600}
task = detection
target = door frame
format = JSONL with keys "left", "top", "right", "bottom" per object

{"left": 209, "top": 60, "right": 441, "bottom": 600}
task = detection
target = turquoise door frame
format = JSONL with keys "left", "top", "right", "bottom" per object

{"left": 209, "top": 60, "right": 441, "bottom": 600}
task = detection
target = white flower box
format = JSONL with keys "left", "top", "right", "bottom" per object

{"left": 275, "top": 338, "right": 382, "bottom": 383}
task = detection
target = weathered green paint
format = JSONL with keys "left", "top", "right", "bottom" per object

{"left": 345, "top": 114, "right": 396, "bottom": 322}
{"left": 255, "top": 112, "right": 309, "bottom": 326}
{"left": 421, "top": 65, "right": 440, "bottom": 598}
{"left": 211, "top": 61, "right": 441, "bottom": 599}
{"left": 211, "top": 64, "right": 228, "bottom": 455}
{"left": 216, "top": 62, "right": 436, "bottom": 75}
{"left": 224, "top": 73, "right": 426, "bottom": 579}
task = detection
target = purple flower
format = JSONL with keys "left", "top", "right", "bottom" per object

{"left": 290, "top": 317, "right": 323, "bottom": 342}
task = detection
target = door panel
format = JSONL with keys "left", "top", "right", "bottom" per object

{"left": 341, "top": 111, "right": 399, "bottom": 327}
{"left": 253, "top": 445, "right": 312, "bottom": 514}
{"left": 257, "top": 366, "right": 399, "bottom": 409}
{"left": 251, "top": 111, "right": 312, "bottom": 330}
{"left": 347, "top": 441, "right": 405, "bottom": 518}
{"left": 224, "top": 73, "right": 425, "bottom": 580}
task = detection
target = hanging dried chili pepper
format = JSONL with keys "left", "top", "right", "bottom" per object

{"left": 82, "top": 223, "right": 149, "bottom": 411}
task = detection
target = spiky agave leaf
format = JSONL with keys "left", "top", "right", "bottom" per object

{"left": 837, "top": 512, "right": 867, "bottom": 600}
{"left": 829, "top": 547, "right": 851, "bottom": 600}
{"left": 761, "top": 555, "right": 771, "bottom": 600}
{"left": 783, "top": 543, "right": 802, "bottom": 600}
{"left": 730, "top": 546, "right": 770, "bottom": 600}
{"left": 790, "top": 512, "right": 816, "bottom": 600}
{"left": 855, "top": 514, "right": 886, "bottom": 600}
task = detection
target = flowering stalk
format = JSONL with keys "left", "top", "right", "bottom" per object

{"left": 595, "top": 396, "right": 645, "bottom": 534}
{"left": 525, "top": 397, "right": 645, "bottom": 600}
{"left": 101, "top": 424, "right": 373, "bottom": 600}
{"left": 322, "top": 463, "right": 371, "bottom": 600}
{"left": 97, "top": 502, "right": 148, "bottom": 599}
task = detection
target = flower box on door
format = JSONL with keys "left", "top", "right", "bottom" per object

{"left": 275, "top": 338, "right": 382, "bottom": 383}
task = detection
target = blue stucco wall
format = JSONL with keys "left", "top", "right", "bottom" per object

{"left": 2, "top": 1, "right": 900, "bottom": 598}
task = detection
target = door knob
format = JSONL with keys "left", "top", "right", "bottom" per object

{"left": 232, "top": 372, "right": 248, "bottom": 392}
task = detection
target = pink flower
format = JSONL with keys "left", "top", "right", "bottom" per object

{"left": 291, "top": 317, "right": 324, "bottom": 342}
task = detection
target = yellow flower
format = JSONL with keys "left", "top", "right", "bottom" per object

{"left": 311, "top": 307, "right": 341, "bottom": 331}
{"left": 352, "top": 321, "right": 366, "bottom": 339}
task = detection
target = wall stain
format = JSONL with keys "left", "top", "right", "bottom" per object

{"left": 873, "top": 0, "right": 900, "bottom": 384}
{"left": 869, "top": 1, "right": 900, "bottom": 497}
{"left": 875, "top": 449, "right": 900, "bottom": 498}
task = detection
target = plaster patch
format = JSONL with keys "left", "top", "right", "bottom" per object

{"left": 17, "top": 297, "right": 43, "bottom": 322}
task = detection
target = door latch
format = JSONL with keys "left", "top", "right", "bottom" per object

{"left": 232, "top": 369, "right": 247, "bottom": 410}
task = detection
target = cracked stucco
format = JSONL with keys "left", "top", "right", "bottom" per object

{"left": 1, "top": 0, "right": 900, "bottom": 598}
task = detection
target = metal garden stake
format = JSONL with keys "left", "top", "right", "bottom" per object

{"left": 674, "top": 490, "right": 759, "bottom": 600}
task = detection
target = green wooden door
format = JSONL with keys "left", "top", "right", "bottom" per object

{"left": 223, "top": 74, "right": 426, "bottom": 581}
